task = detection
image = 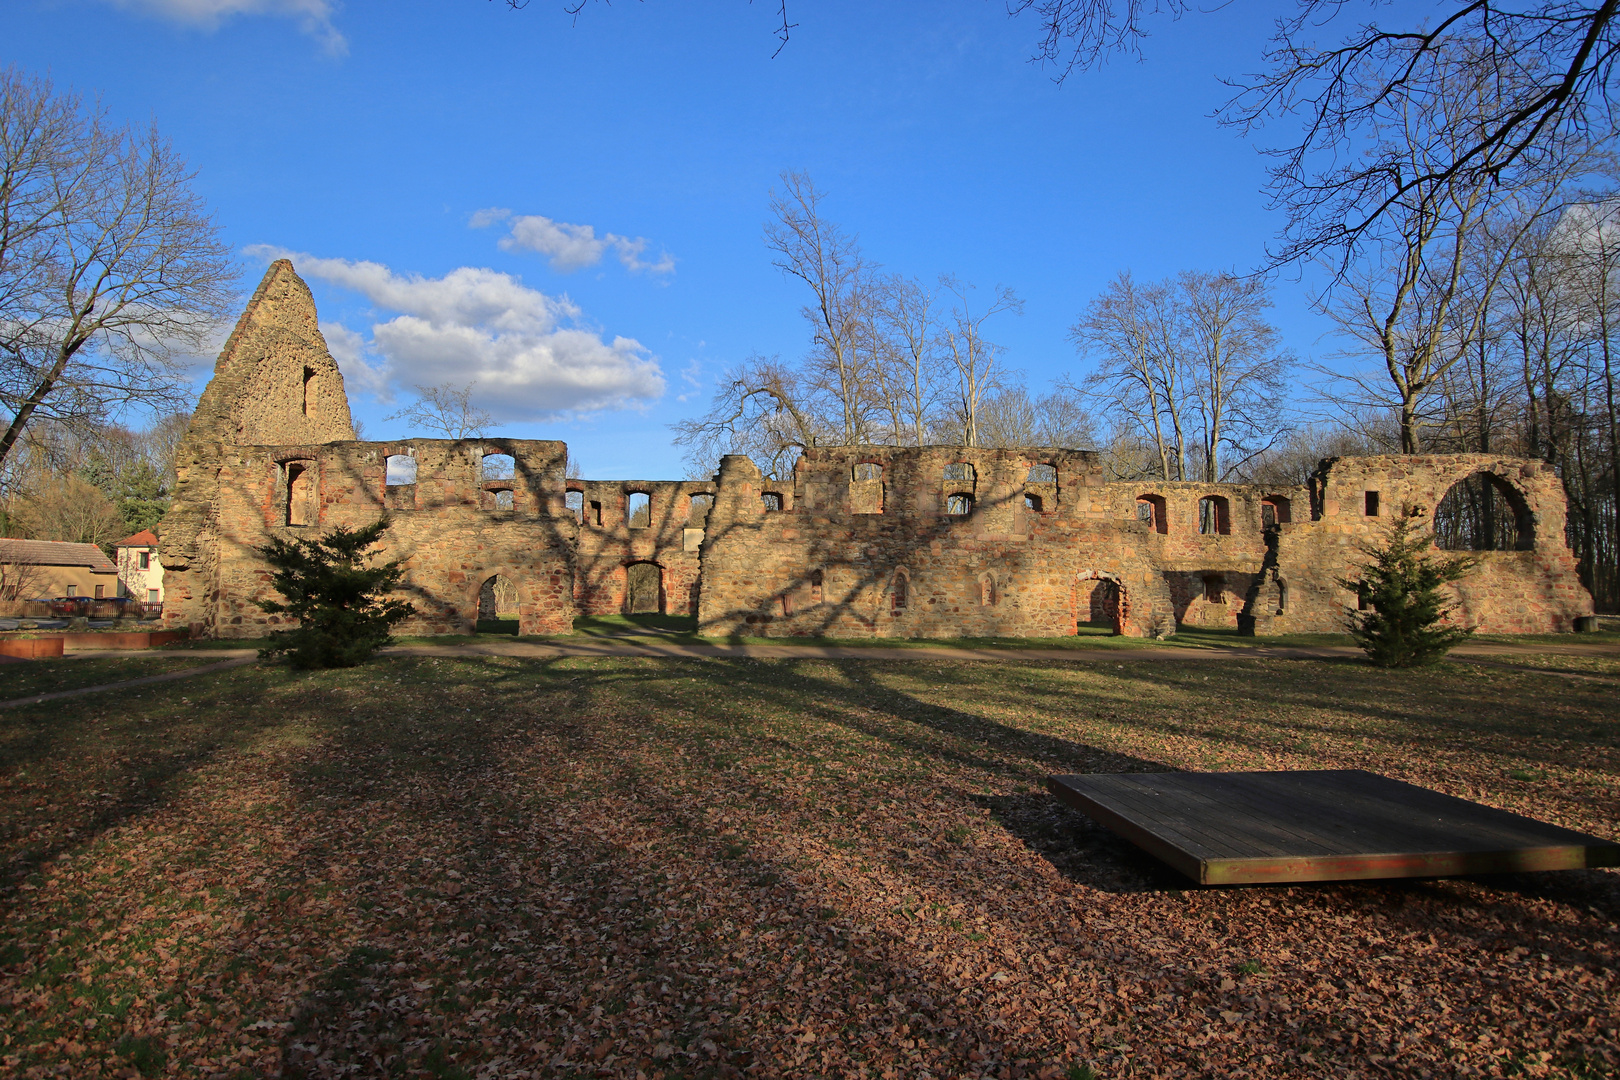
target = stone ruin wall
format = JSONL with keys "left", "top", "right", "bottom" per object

{"left": 568, "top": 480, "right": 715, "bottom": 618}
{"left": 158, "top": 260, "right": 1597, "bottom": 641}
{"left": 695, "top": 446, "right": 1593, "bottom": 639}
{"left": 164, "top": 438, "right": 576, "bottom": 639}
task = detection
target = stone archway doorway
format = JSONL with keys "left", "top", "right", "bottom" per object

{"left": 1075, "top": 570, "right": 1127, "bottom": 635}
{"left": 625, "top": 562, "right": 664, "bottom": 615}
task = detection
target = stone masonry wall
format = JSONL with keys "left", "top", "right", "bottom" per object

{"left": 696, "top": 446, "right": 1179, "bottom": 639}
{"left": 697, "top": 447, "right": 1592, "bottom": 639}
{"left": 158, "top": 261, "right": 1596, "bottom": 642}
{"left": 167, "top": 438, "right": 575, "bottom": 638}
{"left": 568, "top": 480, "right": 716, "bottom": 617}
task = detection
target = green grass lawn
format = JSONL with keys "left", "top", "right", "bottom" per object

{"left": 0, "top": 655, "right": 219, "bottom": 701}
{"left": 1, "top": 651, "right": 1616, "bottom": 1078}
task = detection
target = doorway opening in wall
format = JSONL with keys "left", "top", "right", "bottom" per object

{"left": 626, "top": 562, "right": 664, "bottom": 615}
{"left": 1076, "top": 573, "right": 1126, "bottom": 636}
{"left": 476, "top": 574, "right": 520, "bottom": 635}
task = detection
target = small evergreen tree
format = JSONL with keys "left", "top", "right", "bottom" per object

{"left": 1338, "top": 514, "right": 1479, "bottom": 668}
{"left": 256, "top": 517, "right": 415, "bottom": 669}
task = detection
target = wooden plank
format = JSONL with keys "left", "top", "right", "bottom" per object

{"left": 1047, "top": 770, "right": 1620, "bottom": 885}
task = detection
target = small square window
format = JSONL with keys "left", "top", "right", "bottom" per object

{"left": 149, "top": 589, "right": 161, "bottom": 603}
{"left": 138, "top": 551, "right": 150, "bottom": 570}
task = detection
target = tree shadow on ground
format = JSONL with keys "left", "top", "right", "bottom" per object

{"left": 978, "top": 790, "right": 1192, "bottom": 894}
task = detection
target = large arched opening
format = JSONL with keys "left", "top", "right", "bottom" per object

{"left": 1433, "top": 472, "right": 1535, "bottom": 551}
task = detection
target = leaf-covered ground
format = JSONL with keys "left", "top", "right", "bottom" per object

{"left": 1, "top": 653, "right": 1617, "bottom": 1079}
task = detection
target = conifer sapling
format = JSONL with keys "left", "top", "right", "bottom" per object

{"left": 1338, "top": 513, "right": 1478, "bottom": 668}
{"left": 256, "top": 517, "right": 415, "bottom": 668}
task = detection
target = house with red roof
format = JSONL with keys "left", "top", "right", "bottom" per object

{"left": 114, "top": 530, "right": 165, "bottom": 608}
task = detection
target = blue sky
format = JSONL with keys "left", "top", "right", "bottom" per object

{"left": 9, "top": 0, "right": 1343, "bottom": 478}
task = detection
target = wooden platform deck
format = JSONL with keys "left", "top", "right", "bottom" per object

{"left": 1047, "top": 769, "right": 1620, "bottom": 885}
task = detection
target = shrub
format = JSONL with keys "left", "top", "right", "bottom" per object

{"left": 256, "top": 517, "right": 415, "bottom": 669}
{"left": 1338, "top": 514, "right": 1478, "bottom": 668}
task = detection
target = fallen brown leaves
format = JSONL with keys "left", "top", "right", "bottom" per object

{"left": 0, "top": 653, "right": 1616, "bottom": 1079}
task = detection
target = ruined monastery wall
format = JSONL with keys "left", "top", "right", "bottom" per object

{"left": 158, "top": 262, "right": 1597, "bottom": 641}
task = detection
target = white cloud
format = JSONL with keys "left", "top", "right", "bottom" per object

{"left": 101, "top": 0, "right": 347, "bottom": 55}
{"left": 246, "top": 245, "right": 665, "bottom": 420}
{"left": 471, "top": 209, "right": 676, "bottom": 276}
{"left": 319, "top": 320, "right": 389, "bottom": 398}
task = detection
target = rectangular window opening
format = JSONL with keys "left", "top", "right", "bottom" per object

{"left": 1365, "top": 491, "right": 1381, "bottom": 517}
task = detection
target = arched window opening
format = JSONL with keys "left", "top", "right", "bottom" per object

{"left": 687, "top": 493, "right": 714, "bottom": 522}
{"left": 302, "top": 367, "right": 315, "bottom": 417}
{"left": 944, "top": 462, "right": 975, "bottom": 483}
{"left": 1261, "top": 495, "right": 1291, "bottom": 527}
{"left": 478, "top": 575, "right": 519, "bottom": 624}
{"left": 946, "top": 493, "right": 974, "bottom": 516}
{"left": 565, "top": 490, "right": 585, "bottom": 522}
{"left": 979, "top": 574, "right": 997, "bottom": 606}
{"left": 891, "top": 571, "right": 909, "bottom": 612}
{"left": 627, "top": 491, "right": 651, "bottom": 527}
{"left": 481, "top": 453, "right": 515, "bottom": 481}
{"left": 1433, "top": 472, "right": 1535, "bottom": 550}
{"left": 285, "top": 461, "right": 314, "bottom": 527}
{"left": 1025, "top": 493, "right": 1044, "bottom": 513}
{"left": 1027, "top": 463, "right": 1057, "bottom": 484}
{"left": 1136, "top": 494, "right": 1167, "bottom": 534}
{"left": 853, "top": 462, "right": 884, "bottom": 482}
{"left": 761, "top": 491, "right": 784, "bottom": 512}
{"left": 384, "top": 454, "right": 417, "bottom": 486}
{"left": 810, "top": 569, "right": 824, "bottom": 605}
{"left": 1198, "top": 495, "right": 1230, "bottom": 535}
{"left": 493, "top": 489, "right": 515, "bottom": 512}
{"left": 626, "top": 562, "right": 663, "bottom": 614}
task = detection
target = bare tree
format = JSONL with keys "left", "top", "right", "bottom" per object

{"left": 977, "top": 386, "right": 1040, "bottom": 448}
{"left": 1006, "top": 0, "right": 1620, "bottom": 271}
{"left": 670, "top": 356, "right": 826, "bottom": 480}
{"left": 0, "top": 68, "right": 235, "bottom": 477}
{"left": 385, "top": 382, "right": 493, "bottom": 440}
{"left": 941, "top": 277, "right": 1022, "bottom": 448}
{"left": 869, "top": 275, "right": 945, "bottom": 446}
{"left": 1033, "top": 385, "right": 1098, "bottom": 448}
{"left": 1071, "top": 271, "right": 1189, "bottom": 479}
{"left": 765, "top": 171, "right": 876, "bottom": 445}
{"left": 1179, "top": 271, "right": 1292, "bottom": 480}
{"left": 1312, "top": 58, "right": 1598, "bottom": 453}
